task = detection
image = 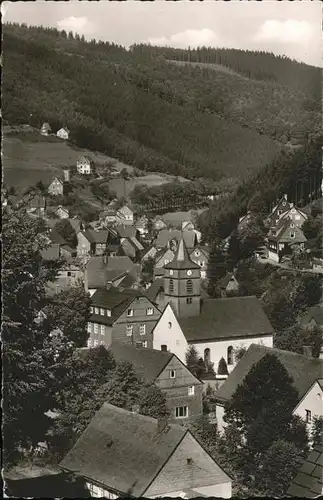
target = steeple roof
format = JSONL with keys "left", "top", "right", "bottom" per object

{"left": 164, "top": 238, "right": 200, "bottom": 270}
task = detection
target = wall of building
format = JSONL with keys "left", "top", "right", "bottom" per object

{"left": 215, "top": 404, "right": 226, "bottom": 434}
{"left": 77, "top": 233, "right": 91, "bottom": 256}
{"left": 268, "top": 249, "right": 279, "bottom": 262}
{"left": 191, "top": 335, "right": 273, "bottom": 375}
{"left": 48, "top": 180, "right": 63, "bottom": 196}
{"left": 145, "top": 432, "right": 231, "bottom": 498}
{"left": 152, "top": 305, "right": 188, "bottom": 362}
{"left": 293, "top": 381, "right": 323, "bottom": 434}
{"left": 112, "top": 297, "right": 161, "bottom": 348}
{"left": 156, "top": 357, "right": 203, "bottom": 422}
{"left": 85, "top": 481, "right": 118, "bottom": 498}
{"left": 87, "top": 322, "right": 113, "bottom": 348}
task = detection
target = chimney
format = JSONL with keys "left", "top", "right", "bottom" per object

{"left": 303, "top": 345, "right": 312, "bottom": 358}
{"left": 157, "top": 417, "right": 169, "bottom": 434}
{"left": 63, "top": 168, "right": 70, "bottom": 182}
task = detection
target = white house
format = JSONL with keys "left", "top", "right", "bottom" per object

{"left": 57, "top": 127, "right": 70, "bottom": 140}
{"left": 77, "top": 156, "right": 94, "bottom": 175}
{"left": 214, "top": 344, "right": 323, "bottom": 434}
{"left": 40, "top": 122, "right": 51, "bottom": 136}
{"left": 152, "top": 239, "right": 274, "bottom": 377}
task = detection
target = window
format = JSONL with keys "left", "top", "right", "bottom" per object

{"left": 161, "top": 344, "right": 167, "bottom": 352}
{"left": 136, "top": 342, "right": 143, "bottom": 348}
{"left": 168, "top": 322, "right": 172, "bottom": 329}
{"left": 127, "top": 309, "right": 134, "bottom": 317}
{"left": 169, "top": 279, "right": 174, "bottom": 293}
{"left": 100, "top": 308, "right": 105, "bottom": 316}
{"left": 170, "top": 370, "right": 176, "bottom": 378}
{"left": 67, "top": 271, "right": 71, "bottom": 277}
{"left": 290, "top": 232, "right": 295, "bottom": 238}
{"left": 87, "top": 338, "right": 92, "bottom": 348}
{"left": 186, "top": 297, "right": 192, "bottom": 304}
{"left": 175, "top": 406, "right": 188, "bottom": 418}
{"left": 140, "top": 324, "right": 146, "bottom": 335}
{"left": 195, "top": 250, "right": 200, "bottom": 256}
{"left": 90, "top": 306, "right": 94, "bottom": 314}
{"left": 305, "top": 410, "right": 312, "bottom": 423}
{"left": 126, "top": 325, "right": 133, "bottom": 336}
{"left": 107, "top": 309, "right": 111, "bottom": 317}
{"left": 93, "top": 339, "right": 99, "bottom": 347}
{"left": 188, "top": 386, "right": 195, "bottom": 396}
{"left": 94, "top": 323, "right": 98, "bottom": 334}
{"left": 146, "top": 307, "right": 153, "bottom": 316}
{"left": 186, "top": 279, "right": 193, "bottom": 294}
{"left": 87, "top": 323, "right": 92, "bottom": 333}
{"left": 94, "top": 307, "right": 99, "bottom": 315}
{"left": 204, "top": 348, "right": 210, "bottom": 364}
{"left": 164, "top": 259, "right": 169, "bottom": 265}
{"left": 227, "top": 346, "right": 234, "bottom": 365}
{"left": 142, "top": 341, "right": 148, "bottom": 348}
{"left": 100, "top": 324, "right": 105, "bottom": 335}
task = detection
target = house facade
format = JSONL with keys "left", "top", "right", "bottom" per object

{"left": 189, "top": 246, "right": 210, "bottom": 279}
{"left": 48, "top": 206, "right": 69, "bottom": 219}
{"left": 60, "top": 403, "right": 232, "bottom": 499}
{"left": 48, "top": 177, "right": 64, "bottom": 196}
{"left": 266, "top": 194, "right": 291, "bottom": 227}
{"left": 87, "top": 290, "right": 161, "bottom": 349}
{"left": 279, "top": 205, "right": 308, "bottom": 228}
{"left": 40, "top": 122, "right": 51, "bottom": 136}
{"left": 76, "top": 230, "right": 110, "bottom": 257}
{"left": 56, "top": 127, "right": 70, "bottom": 140}
{"left": 214, "top": 344, "right": 323, "bottom": 434}
{"left": 109, "top": 343, "right": 203, "bottom": 423}
{"left": 267, "top": 219, "right": 307, "bottom": 263}
{"left": 116, "top": 205, "right": 134, "bottom": 225}
{"left": 76, "top": 156, "right": 94, "bottom": 175}
{"left": 154, "top": 248, "right": 175, "bottom": 278}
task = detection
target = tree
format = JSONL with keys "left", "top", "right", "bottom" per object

{"left": 120, "top": 167, "right": 129, "bottom": 180}
{"left": 190, "top": 415, "right": 219, "bottom": 457}
{"left": 302, "top": 216, "right": 321, "bottom": 240}
{"left": 311, "top": 416, "right": 323, "bottom": 447}
{"left": 54, "top": 219, "right": 77, "bottom": 248}
{"left": 138, "top": 384, "right": 170, "bottom": 419}
{"left": 217, "top": 357, "right": 229, "bottom": 375}
{"left": 275, "top": 324, "right": 322, "bottom": 358}
{"left": 44, "top": 286, "right": 91, "bottom": 347}
{"left": 221, "top": 353, "right": 308, "bottom": 493}
{"left": 2, "top": 204, "right": 72, "bottom": 465}
{"left": 185, "top": 345, "right": 207, "bottom": 378}
{"left": 207, "top": 245, "right": 229, "bottom": 297}
{"left": 237, "top": 215, "right": 265, "bottom": 260}
{"left": 141, "top": 257, "right": 155, "bottom": 283}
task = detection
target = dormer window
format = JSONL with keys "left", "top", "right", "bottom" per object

{"left": 127, "top": 309, "right": 134, "bottom": 317}
{"left": 146, "top": 307, "right": 153, "bottom": 316}
{"left": 107, "top": 309, "right": 111, "bottom": 317}
{"left": 100, "top": 308, "right": 105, "bottom": 316}
{"left": 170, "top": 370, "right": 176, "bottom": 379}
{"left": 290, "top": 232, "right": 295, "bottom": 238}
{"left": 195, "top": 250, "right": 200, "bottom": 256}
{"left": 94, "top": 307, "right": 99, "bottom": 315}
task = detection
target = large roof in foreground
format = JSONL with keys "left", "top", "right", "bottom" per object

{"left": 287, "top": 445, "right": 323, "bottom": 498}
{"left": 179, "top": 296, "right": 274, "bottom": 342}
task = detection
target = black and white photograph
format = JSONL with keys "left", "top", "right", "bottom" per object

{"left": 2, "top": 0, "right": 322, "bottom": 497}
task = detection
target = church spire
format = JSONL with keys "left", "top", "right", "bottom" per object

{"left": 164, "top": 238, "right": 200, "bottom": 270}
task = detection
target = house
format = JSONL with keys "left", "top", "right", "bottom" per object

{"left": 279, "top": 204, "right": 308, "bottom": 228}
{"left": 155, "top": 230, "right": 197, "bottom": 251}
{"left": 286, "top": 444, "right": 323, "bottom": 498}
{"left": 84, "top": 255, "right": 140, "bottom": 295}
{"left": 40, "top": 122, "right": 51, "bottom": 136}
{"left": 220, "top": 272, "right": 239, "bottom": 297}
{"left": 154, "top": 217, "right": 167, "bottom": 231}
{"left": 87, "top": 289, "right": 161, "bottom": 349}
{"left": 76, "top": 156, "right": 94, "bottom": 175}
{"left": 152, "top": 239, "right": 274, "bottom": 376}
{"left": 121, "top": 237, "right": 144, "bottom": 261}
{"left": 115, "top": 224, "right": 138, "bottom": 240}
{"left": 267, "top": 219, "right": 307, "bottom": 263}
{"left": 266, "top": 194, "right": 292, "bottom": 227}
{"left": 300, "top": 305, "right": 323, "bottom": 330}
{"left": 48, "top": 177, "right": 64, "bottom": 196}
{"left": 182, "top": 221, "right": 195, "bottom": 231}
{"left": 109, "top": 343, "right": 203, "bottom": 422}
{"left": 312, "top": 258, "right": 323, "bottom": 272}
{"left": 154, "top": 248, "right": 175, "bottom": 278}
{"left": 189, "top": 246, "right": 210, "bottom": 279}
{"left": 47, "top": 205, "right": 70, "bottom": 219}
{"left": 56, "top": 127, "right": 70, "bottom": 140}
{"left": 141, "top": 245, "right": 158, "bottom": 262}
{"left": 76, "top": 230, "right": 111, "bottom": 256}
{"left": 41, "top": 243, "right": 61, "bottom": 261}
{"left": 60, "top": 403, "right": 232, "bottom": 499}
{"left": 237, "top": 212, "right": 254, "bottom": 232}
{"left": 99, "top": 208, "right": 117, "bottom": 226}
{"left": 135, "top": 215, "right": 149, "bottom": 236}
{"left": 145, "top": 278, "right": 165, "bottom": 308}
{"left": 27, "top": 195, "right": 46, "bottom": 217}
{"left": 214, "top": 344, "right": 323, "bottom": 434}
{"left": 46, "top": 261, "right": 84, "bottom": 295}
{"left": 116, "top": 205, "right": 134, "bottom": 225}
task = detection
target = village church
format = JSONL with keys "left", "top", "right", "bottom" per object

{"left": 152, "top": 239, "right": 274, "bottom": 374}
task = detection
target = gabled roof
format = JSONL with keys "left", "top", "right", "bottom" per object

{"left": 49, "top": 176, "right": 64, "bottom": 186}
{"left": 300, "top": 306, "right": 323, "bottom": 327}
{"left": 60, "top": 403, "right": 187, "bottom": 496}
{"left": 179, "top": 296, "right": 274, "bottom": 342}
{"left": 85, "top": 255, "right": 137, "bottom": 289}
{"left": 77, "top": 155, "right": 93, "bottom": 164}
{"left": 40, "top": 244, "right": 60, "bottom": 261}
{"left": 215, "top": 344, "right": 323, "bottom": 404}
{"left": 156, "top": 230, "right": 197, "bottom": 250}
{"left": 28, "top": 195, "right": 46, "bottom": 209}
{"left": 221, "top": 272, "right": 239, "bottom": 289}
{"left": 164, "top": 238, "right": 200, "bottom": 270}
{"left": 145, "top": 278, "right": 164, "bottom": 302}
{"left": 49, "top": 229, "right": 67, "bottom": 246}
{"left": 109, "top": 343, "right": 173, "bottom": 383}
{"left": 90, "top": 289, "right": 139, "bottom": 325}
{"left": 287, "top": 445, "right": 323, "bottom": 498}
{"left": 268, "top": 218, "right": 307, "bottom": 244}
{"left": 115, "top": 225, "right": 137, "bottom": 239}
{"left": 68, "top": 218, "right": 82, "bottom": 234}
{"left": 82, "top": 229, "right": 109, "bottom": 244}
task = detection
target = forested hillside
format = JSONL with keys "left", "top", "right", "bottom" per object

{"left": 3, "top": 23, "right": 321, "bottom": 183}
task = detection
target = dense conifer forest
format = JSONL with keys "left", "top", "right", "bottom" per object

{"left": 3, "top": 23, "right": 320, "bottom": 184}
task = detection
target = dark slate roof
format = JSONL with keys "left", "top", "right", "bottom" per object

{"left": 49, "top": 229, "right": 67, "bottom": 246}
{"left": 86, "top": 256, "right": 137, "bottom": 289}
{"left": 156, "top": 230, "right": 196, "bottom": 250}
{"left": 179, "top": 296, "right": 274, "bottom": 342}
{"left": 145, "top": 279, "right": 164, "bottom": 302}
{"left": 109, "top": 343, "right": 173, "bottom": 383}
{"left": 40, "top": 244, "right": 60, "bottom": 261}
{"left": 68, "top": 218, "right": 82, "bottom": 234}
{"left": 28, "top": 195, "right": 46, "bottom": 209}
{"left": 164, "top": 238, "right": 200, "bottom": 270}
{"left": 287, "top": 445, "right": 323, "bottom": 498}
{"left": 300, "top": 306, "right": 323, "bottom": 327}
{"left": 83, "top": 229, "right": 109, "bottom": 244}
{"left": 221, "top": 272, "right": 238, "bottom": 289}
{"left": 115, "top": 225, "right": 137, "bottom": 239}
{"left": 215, "top": 344, "right": 323, "bottom": 404}
{"left": 90, "top": 289, "right": 138, "bottom": 325}
{"left": 60, "top": 403, "right": 229, "bottom": 496}
{"left": 60, "top": 403, "right": 187, "bottom": 496}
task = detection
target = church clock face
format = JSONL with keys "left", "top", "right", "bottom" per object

{"left": 187, "top": 270, "right": 192, "bottom": 276}
{"left": 169, "top": 270, "right": 174, "bottom": 276}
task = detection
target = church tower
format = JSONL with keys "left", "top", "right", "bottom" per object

{"left": 163, "top": 238, "right": 201, "bottom": 318}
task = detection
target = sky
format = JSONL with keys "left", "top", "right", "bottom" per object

{"left": 2, "top": 0, "right": 322, "bottom": 66}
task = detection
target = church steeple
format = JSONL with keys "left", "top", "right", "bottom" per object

{"left": 164, "top": 238, "right": 201, "bottom": 318}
